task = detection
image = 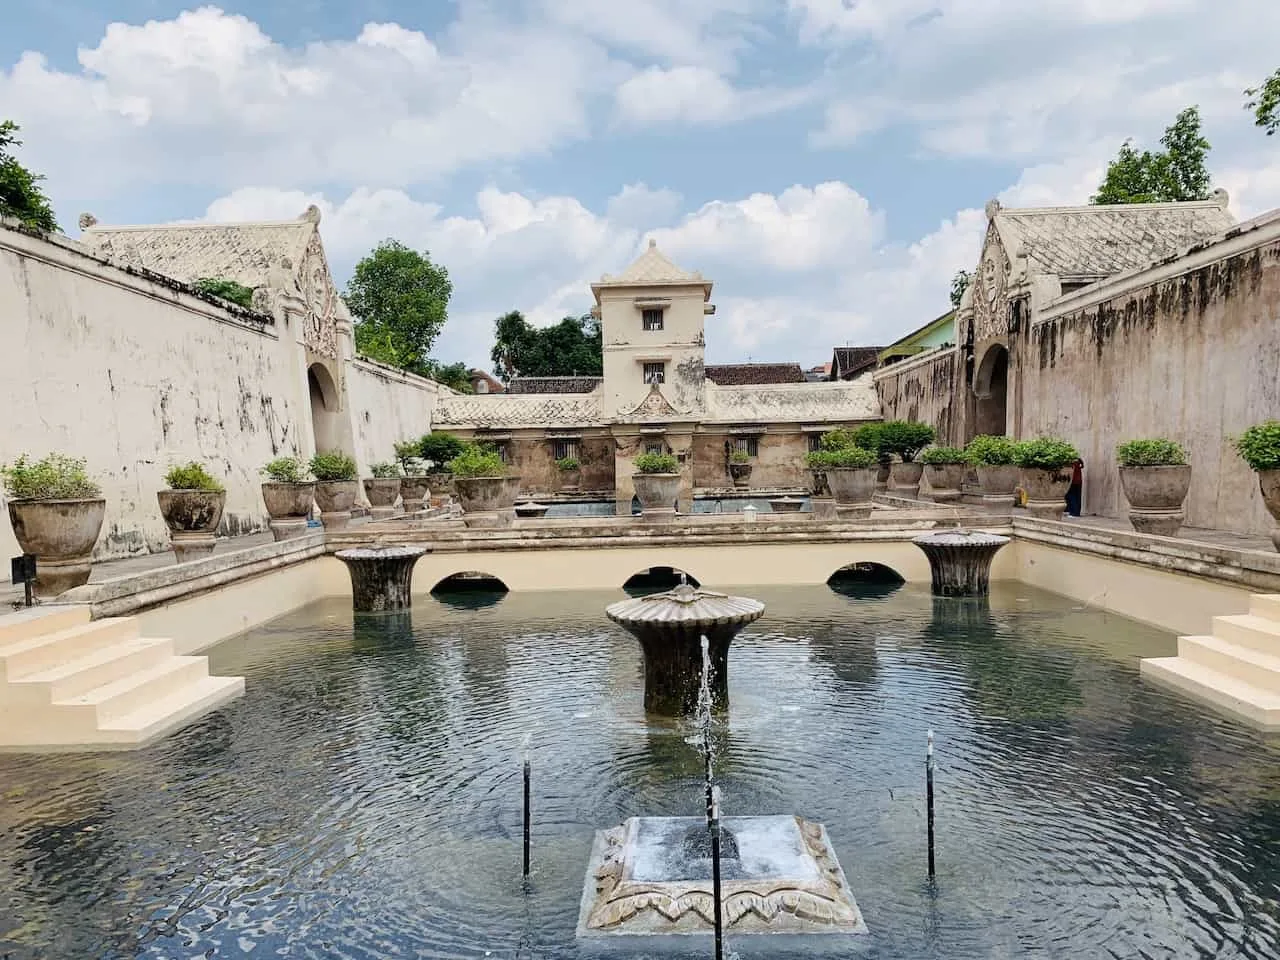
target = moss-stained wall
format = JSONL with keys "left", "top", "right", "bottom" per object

{"left": 1017, "top": 237, "right": 1280, "bottom": 533}
{"left": 873, "top": 350, "right": 962, "bottom": 446}
{"left": 691, "top": 431, "right": 811, "bottom": 489}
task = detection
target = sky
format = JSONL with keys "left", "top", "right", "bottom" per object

{"left": 3, "top": 1, "right": 1279, "bottom": 373}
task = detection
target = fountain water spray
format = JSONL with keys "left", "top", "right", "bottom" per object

{"left": 522, "top": 732, "right": 532, "bottom": 880}
{"left": 698, "top": 635, "right": 726, "bottom": 960}
{"left": 926, "top": 729, "right": 935, "bottom": 881}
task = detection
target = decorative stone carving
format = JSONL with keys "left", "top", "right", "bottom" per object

{"left": 578, "top": 815, "right": 866, "bottom": 938}
{"left": 78, "top": 213, "right": 98, "bottom": 230}
{"left": 624, "top": 383, "right": 683, "bottom": 420}
{"left": 972, "top": 225, "right": 1009, "bottom": 344}
{"left": 300, "top": 231, "right": 339, "bottom": 359}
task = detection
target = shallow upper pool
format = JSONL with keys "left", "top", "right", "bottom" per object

{"left": 1, "top": 582, "right": 1278, "bottom": 959}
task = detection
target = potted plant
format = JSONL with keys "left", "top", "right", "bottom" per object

{"left": 395, "top": 440, "right": 432, "bottom": 513}
{"left": 157, "top": 462, "right": 226, "bottom": 563}
{"left": 878, "top": 421, "right": 936, "bottom": 495}
{"left": 1, "top": 454, "right": 105, "bottom": 596}
{"left": 918, "top": 446, "right": 967, "bottom": 503}
{"left": 806, "top": 444, "right": 877, "bottom": 518}
{"left": 419, "top": 432, "right": 466, "bottom": 504}
{"left": 728, "top": 449, "right": 753, "bottom": 488}
{"left": 449, "top": 443, "right": 508, "bottom": 527}
{"left": 1235, "top": 420, "right": 1280, "bottom": 550}
{"left": 1115, "top": 439, "right": 1190, "bottom": 536}
{"left": 632, "top": 452, "right": 681, "bottom": 517}
{"left": 853, "top": 423, "right": 890, "bottom": 488}
{"left": 965, "top": 435, "right": 1019, "bottom": 503}
{"left": 556, "top": 456, "right": 582, "bottom": 493}
{"left": 310, "top": 451, "right": 359, "bottom": 529}
{"left": 1012, "top": 437, "right": 1080, "bottom": 521}
{"left": 260, "top": 456, "right": 315, "bottom": 540}
{"left": 364, "top": 462, "right": 402, "bottom": 519}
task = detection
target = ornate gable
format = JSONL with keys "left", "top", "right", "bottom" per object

{"left": 299, "top": 223, "right": 339, "bottom": 359}
{"left": 623, "top": 383, "right": 685, "bottom": 420}
{"left": 972, "top": 223, "right": 1010, "bottom": 343}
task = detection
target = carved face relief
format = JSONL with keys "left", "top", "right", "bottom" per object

{"left": 981, "top": 251, "right": 1000, "bottom": 306}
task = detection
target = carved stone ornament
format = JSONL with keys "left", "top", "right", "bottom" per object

{"left": 577, "top": 815, "right": 867, "bottom": 938}
{"left": 972, "top": 225, "right": 1009, "bottom": 343}
{"left": 300, "top": 230, "right": 339, "bottom": 359}
{"left": 623, "top": 382, "right": 684, "bottom": 420}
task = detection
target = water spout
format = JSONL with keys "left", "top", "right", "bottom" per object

{"left": 698, "top": 635, "right": 726, "bottom": 959}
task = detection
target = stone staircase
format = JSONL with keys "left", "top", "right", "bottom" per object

{"left": 0, "top": 606, "right": 244, "bottom": 750}
{"left": 1141, "top": 593, "right": 1280, "bottom": 731}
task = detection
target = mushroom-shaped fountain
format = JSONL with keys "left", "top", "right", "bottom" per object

{"left": 334, "top": 545, "right": 429, "bottom": 612}
{"left": 605, "top": 582, "right": 764, "bottom": 715}
{"left": 911, "top": 529, "right": 1010, "bottom": 597}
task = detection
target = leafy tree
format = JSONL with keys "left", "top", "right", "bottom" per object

{"left": 950, "top": 269, "right": 971, "bottom": 309}
{"left": 423, "top": 360, "right": 472, "bottom": 393}
{"left": 1245, "top": 69, "right": 1280, "bottom": 137}
{"left": 490, "top": 310, "right": 602, "bottom": 382}
{"left": 1092, "top": 107, "right": 1212, "bottom": 204}
{"left": 0, "top": 120, "right": 58, "bottom": 232}
{"left": 346, "top": 239, "right": 452, "bottom": 376}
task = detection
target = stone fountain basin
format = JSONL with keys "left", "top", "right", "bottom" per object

{"left": 577, "top": 814, "right": 866, "bottom": 943}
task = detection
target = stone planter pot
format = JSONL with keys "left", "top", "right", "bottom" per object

{"left": 262, "top": 481, "right": 315, "bottom": 541}
{"left": 400, "top": 476, "right": 431, "bottom": 513}
{"left": 157, "top": 489, "right": 226, "bottom": 563}
{"left": 426, "top": 472, "right": 454, "bottom": 506}
{"left": 1119, "top": 464, "right": 1191, "bottom": 537}
{"left": 7, "top": 498, "right": 106, "bottom": 596}
{"left": 1257, "top": 469, "right": 1280, "bottom": 551}
{"left": 924, "top": 463, "right": 965, "bottom": 503}
{"left": 826, "top": 466, "right": 877, "bottom": 520}
{"left": 808, "top": 469, "right": 837, "bottom": 520}
{"left": 1019, "top": 466, "right": 1073, "bottom": 521}
{"left": 633, "top": 473, "right": 681, "bottom": 518}
{"left": 559, "top": 468, "right": 582, "bottom": 493}
{"left": 728, "top": 462, "right": 753, "bottom": 489}
{"left": 975, "top": 464, "right": 1019, "bottom": 503}
{"left": 890, "top": 461, "right": 924, "bottom": 496}
{"left": 363, "top": 477, "right": 401, "bottom": 520}
{"left": 454, "top": 476, "right": 506, "bottom": 528}
{"left": 876, "top": 461, "right": 891, "bottom": 490}
{"left": 314, "top": 480, "right": 358, "bottom": 530}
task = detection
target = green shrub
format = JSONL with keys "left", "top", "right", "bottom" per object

{"left": 394, "top": 440, "right": 426, "bottom": 474}
{"left": 878, "top": 421, "right": 936, "bottom": 462}
{"left": 804, "top": 446, "right": 875, "bottom": 469}
{"left": 1235, "top": 421, "right": 1280, "bottom": 471}
{"left": 729, "top": 449, "right": 752, "bottom": 464}
{"left": 163, "top": 461, "right": 225, "bottom": 492}
{"left": 310, "top": 451, "right": 358, "bottom": 482}
{"left": 1116, "top": 439, "right": 1187, "bottom": 467}
{"left": 852, "top": 423, "right": 885, "bottom": 455}
{"left": 1012, "top": 437, "right": 1079, "bottom": 470}
{"left": 965, "top": 434, "right": 1018, "bottom": 466}
{"left": 555, "top": 457, "right": 580, "bottom": 471}
{"left": 819, "top": 428, "right": 858, "bottom": 452}
{"left": 634, "top": 452, "right": 679, "bottom": 474}
{"left": 918, "top": 446, "right": 967, "bottom": 466}
{"left": 418, "top": 432, "right": 467, "bottom": 468}
{"left": 260, "top": 456, "right": 308, "bottom": 483}
{"left": 447, "top": 444, "right": 506, "bottom": 478}
{"left": 369, "top": 462, "right": 401, "bottom": 478}
{"left": 193, "top": 277, "right": 255, "bottom": 309}
{"left": 1, "top": 454, "right": 101, "bottom": 500}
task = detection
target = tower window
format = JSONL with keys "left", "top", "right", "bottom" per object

{"left": 642, "top": 309, "right": 664, "bottom": 331}
{"left": 643, "top": 362, "right": 665, "bottom": 385}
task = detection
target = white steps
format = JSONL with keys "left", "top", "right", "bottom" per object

{"left": 1141, "top": 593, "right": 1280, "bottom": 731}
{"left": 0, "top": 606, "right": 244, "bottom": 751}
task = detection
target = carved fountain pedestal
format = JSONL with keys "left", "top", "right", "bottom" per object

{"left": 911, "top": 530, "right": 1010, "bottom": 597}
{"left": 334, "top": 546, "right": 429, "bottom": 612}
{"left": 605, "top": 583, "right": 764, "bottom": 716}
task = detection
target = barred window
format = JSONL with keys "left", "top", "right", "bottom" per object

{"left": 644, "top": 441, "right": 665, "bottom": 456}
{"left": 642, "top": 309, "right": 664, "bottom": 331}
{"left": 643, "top": 362, "right": 665, "bottom": 384}
{"left": 553, "top": 439, "right": 579, "bottom": 461}
{"left": 734, "top": 436, "right": 760, "bottom": 458}
{"left": 807, "top": 433, "right": 824, "bottom": 453}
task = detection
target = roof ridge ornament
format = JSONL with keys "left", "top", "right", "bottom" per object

{"left": 984, "top": 198, "right": 1002, "bottom": 221}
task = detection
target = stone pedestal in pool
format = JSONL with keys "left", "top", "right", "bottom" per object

{"left": 334, "top": 546, "right": 429, "bottom": 612}
{"left": 911, "top": 530, "right": 1010, "bottom": 597}
{"left": 577, "top": 815, "right": 866, "bottom": 941}
{"left": 605, "top": 583, "right": 764, "bottom": 715}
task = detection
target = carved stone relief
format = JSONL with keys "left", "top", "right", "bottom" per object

{"left": 300, "top": 231, "right": 339, "bottom": 360}
{"left": 972, "top": 224, "right": 1009, "bottom": 344}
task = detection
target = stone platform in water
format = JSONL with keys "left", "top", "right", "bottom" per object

{"left": 577, "top": 815, "right": 866, "bottom": 943}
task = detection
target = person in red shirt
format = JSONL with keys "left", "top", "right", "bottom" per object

{"left": 1065, "top": 458, "right": 1083, "bottom": 517}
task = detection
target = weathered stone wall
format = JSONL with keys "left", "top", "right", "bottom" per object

{"left": 347, "top": 358, "right": 439, "bottom": 473}
{"left": 691, "top": 431, "right": 810, "bottom": 490}
{"left": 873, "top": 348, "right": 962, "bottom": 446}
{"left": 0, "top": 226, "right": 301, "bottom": 561}
{"left": 502, "top": 433, "right": 616, "bottom": 496}
{"left": 1016, "top": 231, "right": 1280, "bottom": 533}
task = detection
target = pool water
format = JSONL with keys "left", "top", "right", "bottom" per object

{"left": 2, "top": 582, "right": 1279, "bottom": 959}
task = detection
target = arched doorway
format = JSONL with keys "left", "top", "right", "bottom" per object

{"left": 973, "top": 344, "right": 1008, "bottom": 437}
{"left": 308, "top": 363, "right": 341, "bottom": 454}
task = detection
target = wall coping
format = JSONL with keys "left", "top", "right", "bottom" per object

{"left": 1, "top": 216, "right": 277, "bottom": 334}
{"left": 872, "top": 345, "right": 957, "bottom": 382}
{"left": 350, "top": 355, "right": 444, "bottom": 393}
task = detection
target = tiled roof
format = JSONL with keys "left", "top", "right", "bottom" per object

{"left": 434, "top": 393, "right": 603, "bottom": 427}
{"left": 596, "top": 239, "right": 705, "bottom": 286}
{"left": 81, "top": 208, "right": 319, "bottom": 288}
{"left": 830, "top": 347, "right": 883, "bottom": 380}
{"left": 704, "top": 380, "right": 879, "bottom": 424}
{"left": 993, "top": 195, "right": 1234, "bottom": 279}
{"left": 704, "top": 363, "right": 806, "bottom": 386}
{"left": 508, "top": 376, "right": 603, "bottom": 394}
